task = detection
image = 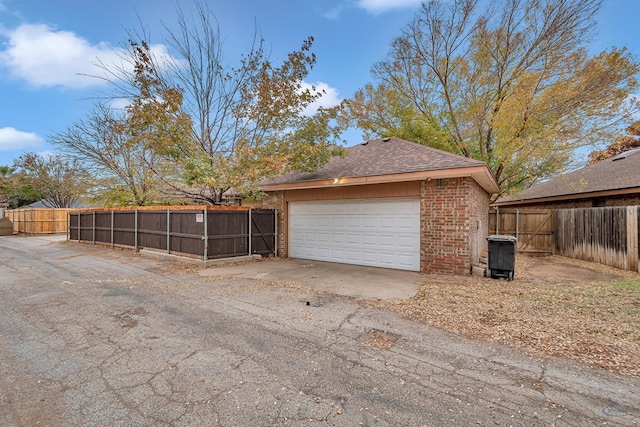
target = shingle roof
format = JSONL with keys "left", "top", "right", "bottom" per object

{"left": 495, "top": 148, "right": 640, "bottom": 205}
{"left": 262, "top": 137, "right": 487, "bottom": 185}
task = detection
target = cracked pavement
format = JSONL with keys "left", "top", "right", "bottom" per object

{"left": 0, "top": 235, "right": 638, "bottom": 426}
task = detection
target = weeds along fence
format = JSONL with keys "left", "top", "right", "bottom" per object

{"left": 554, "top": 206, "right": 639, "bottom": 272}
{"left": 6, "top": 208, "right": 70, "bottom": 234}
{"left": 68, "top": 206, "right": 276, "bottom": 260}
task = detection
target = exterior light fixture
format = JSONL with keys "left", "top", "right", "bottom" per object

{"left": 332, "top": 178, "right": 339, "bottom": 184}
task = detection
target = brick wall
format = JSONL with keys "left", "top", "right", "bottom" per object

{"left": 420, "top": 177, "right": 489, "bottom": 275}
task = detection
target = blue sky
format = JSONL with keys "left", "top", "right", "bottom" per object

{"left": 0, "top": 0, "right": 638, "bottom": 167}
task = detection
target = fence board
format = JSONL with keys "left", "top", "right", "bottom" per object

{"left": 554, "top": 207, "right": 635, "bottom": 271}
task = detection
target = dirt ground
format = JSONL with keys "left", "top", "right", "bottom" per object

{"left": 377, "top": 255, "right": 640, "bottom": 377}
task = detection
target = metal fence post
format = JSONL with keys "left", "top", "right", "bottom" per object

{"left": 134, "top": 209, "right": 138, "bottom": 251}
{"left": 203, "top": 208, "right": 208, "bottom": 261}
{"left": 167, "top": 209, "right": 171, "bottom": 253}
{"left": 274, "top": 209, "right": 278, "bottom": 257}
{"left": 248, "top": 209, "right": 252, "bottom": 255}
{"left": 111, "top": 210, "right": 114, "bottom": 249}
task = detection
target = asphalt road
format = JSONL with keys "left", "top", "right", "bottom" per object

{"left": 0, "top": 235, "right": 638, "bottom": 426}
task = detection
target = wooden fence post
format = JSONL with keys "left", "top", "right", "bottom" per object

{"left": 92, "top": 211, "right": 96, "bottom": 245}
{"left": 627, "top": 206, "right": 639, "bottom": 272}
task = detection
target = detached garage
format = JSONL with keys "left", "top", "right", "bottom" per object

{"left": 260, "top": 137, "right": 499, "bottom": 275}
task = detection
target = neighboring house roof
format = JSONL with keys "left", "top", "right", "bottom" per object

{"left": 260, "top": 137, "right": 499, "bottom": 193}
{"left": 494, "top": 148, "right": 640, "bottom": 207}
{"left": 23, "top": 199, "right": 87, "bottom": 208}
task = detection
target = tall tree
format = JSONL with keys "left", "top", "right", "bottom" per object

{"left": 0, "top": 165, "right": 16, "bottom": 207}
{"left": 98, "top": 3, "right": 344, "bottom": 204}
{"left": 13, "top": 153, "right": 91, "bottom": 208}
{"left": 588, "top": 120, "right": 640, "bottom": 164}
{"left": 51, "top": 103, "right": 174, "bottom": 206}
{"left": 0, "top": 164, "right": 41, "bottom": 208}
{"left": 344, "top": 0, "right": 639, "bottom": 196}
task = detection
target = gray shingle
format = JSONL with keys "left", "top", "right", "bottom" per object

{"left": 263, "top": 137, "right": 484, "bottom": 185}
{"left": 497, "top": 149, "right": 640, "bottom": 203}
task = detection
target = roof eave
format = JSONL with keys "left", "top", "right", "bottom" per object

{"left": 492, "top": 186, "right": 640, "bottom": 207}
{"left": 260, "top": 165, "right": 500, "bottom": 194}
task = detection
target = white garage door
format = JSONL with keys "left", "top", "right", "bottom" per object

{"left": 288, "top": 198, "right": 420, "bottom": 271}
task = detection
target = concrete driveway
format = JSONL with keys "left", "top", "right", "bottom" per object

{"left": 1, "top": 235, "right": 638, "bottom": 426}
{"left": 198, "top": 258, "right": 421, "bottom": 300}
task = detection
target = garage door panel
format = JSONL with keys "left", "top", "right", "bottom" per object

{"left": 362, "top": 234, "right": 377, "bottom": 246}
{"left": 289, "top": 198, "right": 420, "bottom": 271}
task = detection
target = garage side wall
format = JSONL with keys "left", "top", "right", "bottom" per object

{"left": 421, "top": 177, "right": 489, "bottom": 275}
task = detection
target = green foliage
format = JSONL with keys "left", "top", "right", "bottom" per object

{"left": 12, "top": 153, "right": 91, "bottom": 208}
{"left": 52, "top": 2, "right": 345, "bottom": 206}
{"left": 0, "top": 164, "right": 41, "bottom": 208}
{"left": 344, "top": 0, "right": 639, "bottom": 197}
{"left": 150, "top": 3, "right": 345, "bottom": 204}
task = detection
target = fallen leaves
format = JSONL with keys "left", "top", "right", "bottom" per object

{"left": 378, "top": 255, "right": 640, "bottom": 376}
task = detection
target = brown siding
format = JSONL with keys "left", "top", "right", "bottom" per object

{"left": 284, "top": 181, "right": 421, "bottom": 202}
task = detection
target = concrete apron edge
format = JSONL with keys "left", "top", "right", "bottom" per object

{"left": 139, "top": 248, "right": 261, "bottom": 267}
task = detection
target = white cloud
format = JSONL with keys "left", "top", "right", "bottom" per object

{"left": 0, "top": 24, "right": 175, "bottom": 90}
{"left": 0, "top": 127, "right": 44, "bottom": 151}
{"left": 356, "top": 0, "right": 422, "bottom": 14}
{"left": 301, "top": 81, "right": 342, "bottom": 116}
{"left": 0, "top": 24, "right": 122, "bottom": 88}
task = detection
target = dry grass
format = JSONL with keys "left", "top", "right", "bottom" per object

{"left": 379, "top": 255, "right": 640, "bottom": 376}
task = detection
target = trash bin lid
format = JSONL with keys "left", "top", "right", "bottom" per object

{"left": 487, "top": 235, "right": 518, "bottom": 242}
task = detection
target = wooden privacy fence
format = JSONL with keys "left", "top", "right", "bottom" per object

{"left": 68, "top": 206, "right": 276, "bottom": 260}
{"left": 488, "top": 209, "right": 554, "bottom": 255}
{"left": 6, "top": 208, "right": 70, "bottom": 234}
{"left": 555, "top": 206, "right": 639, "bottom": 272}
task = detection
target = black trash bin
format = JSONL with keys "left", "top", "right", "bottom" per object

{"left": 486, "top": 235, "right": 517, "bottom": 280}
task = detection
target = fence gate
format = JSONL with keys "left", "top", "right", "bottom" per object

{"left": 250, "top": 209, "right": 276, "bottom": 256}
{"left": 488, "top": 209, "right": 554, "bottom": 255}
